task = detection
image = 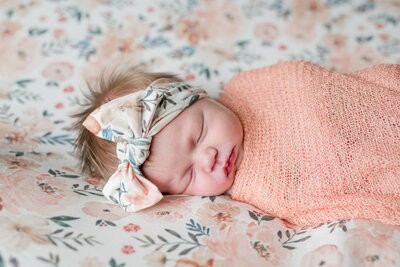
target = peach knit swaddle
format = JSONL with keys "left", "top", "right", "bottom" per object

{"left": 219, "top": 60, "right": 400, "bottom": 226}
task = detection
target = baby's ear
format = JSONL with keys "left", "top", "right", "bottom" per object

{"left": 83, "top": 115, "right": 101, "bottom": 135}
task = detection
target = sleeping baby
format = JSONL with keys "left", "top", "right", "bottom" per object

{"left": 73, "top": 60, "right": 400, "bottom": 226}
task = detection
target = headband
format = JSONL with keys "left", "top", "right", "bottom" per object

{"left": 82, "top": 78, "right": 210, "bottom": 212}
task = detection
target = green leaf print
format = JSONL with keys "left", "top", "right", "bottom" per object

{"left": 109, "top": 258, "right": 126, "bottom": 267}
{"left": 165, "top": 229, "right": 181, "bottom": 239}
{"left": 248, "top": 210, "right": 275, "bottom": 225}
{"left": 277, "top": 228, "right": 311, "bottom": 250}
{"left": 72, "top": 184, "right": 103, "bottom": 197}
{"left": 6, "top": 9, "right": 13, "bottom": 19}
{"left": 48, "top": 169, "right": 57, "bottom": 177}
{"left": 134, "top": 224, "right": 204, "bottom": 255}
{"left": 89, "top": 26, "right": 102, "bottom": 35}
{"left": 48, "top": 169, "right": 80, "bottom": 179}
{"left": 96, "top": 219, "right": 117, "bottom": 227}
{"left": 45, "top": 229, "right": 102, "bottom": 251}
{"left": 185, "top": 219, "right": 210, "bottom": 236}
{"left": 36, "top": 132, "right": 75, "bottom": 145}
{"left": 0, "top": 252, "right": 4, "bottom": 267}
{"left": 28, "top": 28, "right": 48, "bottom": 36}
{"left": 15, "top": 79, "right": 34, "bottom": 88}
{"left": 9, "top": 151, "right": 24, "bottom": 157}
{"left": 36, "top": 252, "right": 59, "bottom": 266}
{"left": 179, "top": 246, "right": 197, "bottom": 256}
{"left": 261, "top": 215, "right": 275, "bottom": 221}
{"left": 189, "top": 94, "right": 199, "bottom": 106}
{"left": 158, "top": 235, "right": 168, "bottom": 242}
{"left": 49, "top": 216, "right": 80, "bottom": 228}
{"left": 327, "top": 219, "right": 348, "bottom": 233}
{"left": 248, "top": 210, "right": 259, "bottom": 221}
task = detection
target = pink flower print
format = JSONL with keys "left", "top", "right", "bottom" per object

{"left": 0, "top": 38, "right": 40, "bottom": 79}
{"left": 376, "top": 0, "right": 400, "bottom": 17}
{"left": 81, "top": 31, "right": 145, "bottom": 81}
{"left": 142, "top": 195, "right": 192, "bottom": 223}
{"left": 185, "top": 73, "right": 195, "bottom": 80}
{"left": 121, "top": 245, "right": 135, "bottom": 254}
{"left": 279, "top": 44, "right": 288, "bottom": 51}
{"left": 81, "top": 201, "right": 130, "bottom": 221}
{"left": 0, "top": 1, "right": 40, "bottom": 15}
{"left": 175, "top": 1, "right": 245, "bottom": 45}
{"left": 123, "top": 223, "right": 141, "bottom": 233}
{"left": 55, "top": 102, "right": 64, "bottom": 109}
{"left": 58, "top": 16, "right": 67, "bottom": 23}
{"left": 329, "top": 46, "right": 382, "bottom": 73}
{"left": 196, "top": 202, "right": 240, "bottom": 230}
{"left": 301, "top": 244, "right": 344, "bottom": 267}
{"left": 0, "top": 214, "right": 51, "bottom": 252}
{"left": 254, "top": 23, "right": 279, "bottom": 43}
{"left": 143, "top": 251, "right": 167, "bottom": 266}
{"left": 175, "top": 18, "right": 206, "bottom": 45}
{"left": 0, "top": 20, "right": 22, "bottom": 40}
{"left": 0, "top": 154, "right": 40, "bottom": 171}
{"left": 286, "top": 19, "right": 316, "bottom": 43}
{"left": 323, "top": 33, "right": 348, "bottom": 52}
{"left": 204, "top": 226, "right": 289, "bottom": 266}
{"left": 379, "top": 33, "right": 390, "bottom": 42}
{"left": 42, "top": 61, "right": 74, "bottom": 82}
{"left": 291, "top": 0, "right": 330, "bottom": 23}
{"left": 63, "top": 85, "right": 74, "bottom": 93}
{"left": 8, "top": 109, "right": 55, "bottom": 148}
{"left": 5, "top": 131, "right": 30, "bottom": 145}
{"left": 353, "top": 219, "right": 400, "bottom": 237}
{"left": 345, "top": 228, "right": 400, "bottom": 266}
{"left": 0, "top": 120, "right": 46, "bottom": 150}
{"left": 82, "top": 15, "right": 148, "bottom": 80}
{"left": 53, "top": 28, "right": 65, "bottom": 40}
{"left": 0, "top": 170, "right": 76, "bottom": 215}
{"left": 79, "top": 256, "right": 105, "bottom": 267}
{"left": 246, "top": 222, "right": 274, "bottom": 243}
{"left": 175, "top": 246, "right": 230, "bottom": 267}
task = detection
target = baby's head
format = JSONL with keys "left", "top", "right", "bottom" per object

{"left": 72, "top": 67, "right": 243, "bottom": 207}
{"left": 142, "top": 95, "right": 243, "bottom": 196}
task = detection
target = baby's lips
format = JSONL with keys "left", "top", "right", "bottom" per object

{"left": 82, "top": 115, "right": 101, "bottom": 134}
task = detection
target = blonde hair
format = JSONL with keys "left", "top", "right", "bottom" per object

{"left": 71, "top": 67, "right": 182, "bottom": 180}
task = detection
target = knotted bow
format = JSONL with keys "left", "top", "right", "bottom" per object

{"left": 83, "top": 78, "right": 209, "bottom": 211}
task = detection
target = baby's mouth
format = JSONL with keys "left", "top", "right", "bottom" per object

{"left": 224, "top": 147, "right": 236, "bottom": 177}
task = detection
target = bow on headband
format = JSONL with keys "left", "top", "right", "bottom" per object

{"left": 83, "top": 78, "right": 210, "bottom": 212}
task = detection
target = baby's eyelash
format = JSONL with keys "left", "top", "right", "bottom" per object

{"left": 197, "top": 114, "right": 204, "bottom": 143}
{"left": 191, "top": 168, "right": 195, "bottom": 181}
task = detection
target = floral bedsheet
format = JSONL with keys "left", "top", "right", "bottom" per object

{"left": 1, "top": 0, "right": 400, "bottom": 266}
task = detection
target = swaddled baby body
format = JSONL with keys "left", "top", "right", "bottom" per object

{"left": 219, "top": 60, "right": 400, "bottom": 226}
{"left": 73, "top": 61, "right": 400, "bottom": 226}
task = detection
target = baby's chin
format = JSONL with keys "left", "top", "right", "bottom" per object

{"left": 185, "top": 180, "right": 234, "bottom": 196}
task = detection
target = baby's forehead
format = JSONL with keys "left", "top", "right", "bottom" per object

{"left": 144, "top": 102, "right": 202, "bottom": 155}
{"left": 147, "top": 98, "right": 220, "bottom": 155}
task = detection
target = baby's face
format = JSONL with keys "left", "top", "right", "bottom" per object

{"left": 142, "top": 98, "right": 243, "bottom": 196}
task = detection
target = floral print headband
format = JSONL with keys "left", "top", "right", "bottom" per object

{"left": 82, "top": 78, "right": 210, "bottom": 212}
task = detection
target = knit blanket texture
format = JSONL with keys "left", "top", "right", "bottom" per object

{"left": 219, "top": 60, "right": 400, "bottom": 226}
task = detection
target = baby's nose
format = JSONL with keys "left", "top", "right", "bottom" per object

{"left": 199, "top": 147, "right": 217, "bottom": 172}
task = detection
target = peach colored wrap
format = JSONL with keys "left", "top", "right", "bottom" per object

{"left": 219, "top": 60, "right": 400, "bottom": 226}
